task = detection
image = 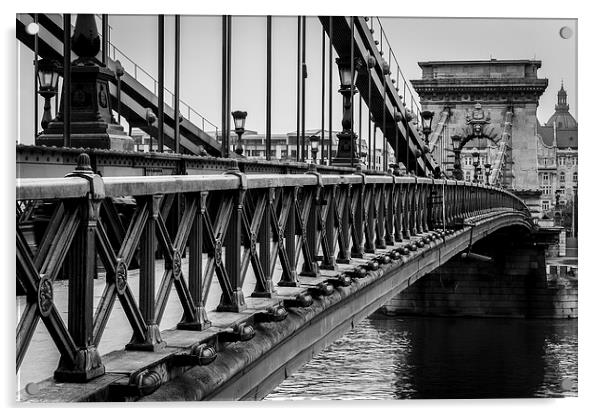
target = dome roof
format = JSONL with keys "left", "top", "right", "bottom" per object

{"left": 546, "top": 111, "right": 578, "bottom": 129}
{"left": 545, "top": 82, "right": 577, "bottom": 129}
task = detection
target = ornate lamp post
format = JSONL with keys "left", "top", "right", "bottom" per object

{"left": 420, "top": 110, "right": 434, "bottom": 147}
{"left": 36, "top": 58, "right": 61, "bottom": 131}
{"left": 332, "top": 56, "right": 360, "bottom": 166}
{"left": 36, "top": 14, "right": 133, "bottom": 151}
{"left": 309, "top": 134, "right": 320, "bottom": 164}
{"left": 472, "top": 150, "right": 480, "bottom": 183}
{"left": 451, "top": 135, "right": 463, "bottom": 180}
{"left": 484, "top": 163, "right": 492, "bottom": 185}
{"left": 231, "top": 110, "right": 247, "bottom": 156}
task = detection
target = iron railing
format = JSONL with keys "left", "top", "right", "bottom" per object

{"left": 16, "top": 153, "right": 529, "bottom": 381}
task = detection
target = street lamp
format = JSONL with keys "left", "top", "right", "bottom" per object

{"left": 36, "top": 58, "right": 60, "bottom": 130}
{"left": 145, "top": 108, "right": 157, "bottom": 152}
{"left": 472, "top": 150, "right": 480, "bottom": 183}
{"left": 115, "top": 60, "right": 124, "bottom": 124}
{"left": 309, "top": 134, "right": 320, "bottom": 164}
{"left": 484, "top": 163, "right": 492, "bottom": 185}
{"left": 420, "top": 110, "right": 434, "bottom": 147}
{"left": 231, "top": 110, "right": 247, "bottom": 156}
{"left": 451, "top": 135, "right": 463, "bottom": 180}
{"left": 332, "top": 56, "right": 361, "bottom": 166}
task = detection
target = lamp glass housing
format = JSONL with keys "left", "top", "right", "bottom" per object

{"left": 420, "top": 110, "right": 434, "bottom": 133}
{"left": 336, "top": 58, "right": 358, "bottom": 88}
{"left": 338, "top": 65, "right": 352, "bottom": 88}
{"left": 231, "top": 111, "right": 247, "bottom": 132}
{"left": 451, "top": 135, "right": 461, "bottom": 151}
{"left": 37, "top": 59, "right": 60, "bottom": 93}
{"left": 309, "top": 135, "right": 320, "bottom": 151}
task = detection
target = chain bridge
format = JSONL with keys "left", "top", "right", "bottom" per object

{"left": 15, "top": 13, "right": 565, "bottom": 402}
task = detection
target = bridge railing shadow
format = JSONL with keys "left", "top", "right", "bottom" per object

{"left": 16, "top": 153, "right": 529, "bottom": 383}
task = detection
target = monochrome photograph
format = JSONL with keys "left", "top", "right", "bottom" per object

{"left": 12, "top": 3, "right": 581, "bottom": 405}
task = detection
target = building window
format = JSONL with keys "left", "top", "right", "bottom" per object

{"left": 542, "top": 200, "right": 550, "bottom": 211}
{"left": 541, "top": 185, "right": 551, "bottom": 195}
{"left": 464, "top": 171, "right": 472, "bottom": 182}
{"left": 465, "top": 157, "right": 472, "bottom": 166}
{"left": 574, "top": 156, "right": 578, "bottom": 166}
{"left": 559, "top": 172, "right": 565, "bottom": 182}
{"left": 558, "top": 156, "right": 566, "bottom": 166}
{"left": 573, "top": 172, "right": 578, "bottom": 182}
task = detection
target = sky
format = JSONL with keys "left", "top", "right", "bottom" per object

{"left": 17, "top": 15, "right": 577, "bottom": 144}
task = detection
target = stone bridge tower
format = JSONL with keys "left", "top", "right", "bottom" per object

{"left": 411, "top": 60, "right": 548, "bottom": 195}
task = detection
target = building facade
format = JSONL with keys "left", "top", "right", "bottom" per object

{"left": 411, "top": 59, "right": 549, "bottom": 216}
{"left": 536, "top": 83, "right": 578, "bottom": 234}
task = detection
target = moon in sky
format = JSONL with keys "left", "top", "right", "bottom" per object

{"left": 25, "top": 22, "right": 39, "bottom": 35}
{"left": 559, "top": 26, "right": 573, "bottom": 39}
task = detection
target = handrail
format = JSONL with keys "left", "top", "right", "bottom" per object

{"left": 17, "top": 166, "right": 528, "bottom": 208}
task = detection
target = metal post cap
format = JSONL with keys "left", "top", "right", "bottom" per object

{"left": 74, "top": 153, "right": 94, "bottom": 174}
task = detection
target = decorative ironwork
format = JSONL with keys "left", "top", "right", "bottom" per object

{"left": 16, "top": 158, "right": 530, "bottom": 382}
{"left": 214, "top": 238, "right": 223, "bottom": 266}
{"left": 37, "top": 276, "right": 53, "bottom": 317}
{"left": 115, "top": 260, "right": 127, "bottom": 294}
{"left": 172, "top": 249, "right": 182, "bottom": 280}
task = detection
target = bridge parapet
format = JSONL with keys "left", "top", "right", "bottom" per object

{"left": 16, "top": 153, "right": 530, "bottom": 393}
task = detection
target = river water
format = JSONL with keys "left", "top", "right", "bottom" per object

{"left": 265, "top": 314, "right": 578, "bottom": 400}
{"left": 17, "top": 262, "right": 578, "bottom": 400}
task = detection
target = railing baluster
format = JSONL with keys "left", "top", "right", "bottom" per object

{"left": 54, "top": 196, "right": 105, "bottom": 381}
{"left": 279, "top": 187, "right": 299, "bottom": 286}
{"left": 218, "top": 178, "right": 247, "bottom": 311}
{"left": 321, "top": 186, "right": 337, "bottom": 269}
{"left": 416, "top": 183, "right": 424, "bottom": 234}
{"left": 364, "top": 184, "right": 376, "bottom": 253}
{"left": 127, "top": 195, "right": 166, "bottom": 351}
{"left": 351, "top": 177, "right": 365, "bottom": 259}
{"left": 385, "top": 180, "right": 394, "bottom": 245}
{"left": 394, "top": 181, "right": 403, "bottom": 242}
{"left": 375, "top": 184, "right": 386, "bottom": 249}
{"left": 337, "top": 184, "right": 351, "bottom": 263}
{"left": 302, "top": 185, "right": 320, "bottom": 275}
{"left": 254, "top": 188, "right": 274, "bottom": 297}
{"left": 178, "top": 192, "right": 211, "bottom": 330}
